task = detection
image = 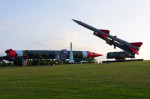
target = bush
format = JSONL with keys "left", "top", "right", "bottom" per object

{"left": 7, "top": 61, "right": 15, "bottom": 66}
{"left": 1, "top": 61, "right": 6, "bottom": 67}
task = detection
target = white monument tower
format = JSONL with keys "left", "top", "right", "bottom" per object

{"left": 69, "top": 42, "right": 74, "bottom": 64}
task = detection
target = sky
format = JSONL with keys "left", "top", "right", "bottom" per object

{"left": 0, "top": 0, "right": 150, "bottom": 62}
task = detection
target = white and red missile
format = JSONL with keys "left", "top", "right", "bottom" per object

{"left": 72, "top": 19, "right": 143, "bottom": 55}
{"left": 4, "top": 49, "right": 102, "bottom": 59}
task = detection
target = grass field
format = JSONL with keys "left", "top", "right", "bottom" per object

{"left": 0, "top": 61, "right": 150, "bottom": 99}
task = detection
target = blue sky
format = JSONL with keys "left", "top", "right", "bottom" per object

{"left": 0, "top": 0, "right": 150, "bottom": 61}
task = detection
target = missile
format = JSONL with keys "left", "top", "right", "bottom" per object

{"left": 5, "top": 49, "right": 102, "bottom": 59}
{"left": 3, "top": 49, "right": 102, "bottom": 66}
{"left": 72, "top": 19, "right": 142, "bottom": 55}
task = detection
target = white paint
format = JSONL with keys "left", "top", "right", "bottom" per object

{"left": 69, "top": 42, "right": 74, "bottom": 63}
{"left": 16, "top": 50, "right": 23, "bottom": 56}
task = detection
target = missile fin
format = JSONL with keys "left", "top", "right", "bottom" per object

{"left": 129, "top": 47, "right": 139, "bottom": 55}
{"left": 97, "top": 29, "right": 110, "bottom": 39}
{"left": 130, "top": 42, "right": 143, "bottom": 48}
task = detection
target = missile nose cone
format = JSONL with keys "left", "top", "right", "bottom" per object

{"left": 94, "top": 53, "right": 103, "bottom": 57}
{"left": 86, "top": 51, "right": 103, "bottom": 58}
{"left": 72, "top": 19, "right": 79, "bottom": 23}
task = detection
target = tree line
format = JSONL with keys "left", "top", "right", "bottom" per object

{"left": 0, "top": 57, "right": 97, "bottom": 67}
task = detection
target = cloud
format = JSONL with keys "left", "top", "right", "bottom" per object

{"left": 0, "top": 20, "right": 16, "bottom": 33}
{"left": 33, "top": 28, "right": 84, "bottom": 50}
{"left": 0, "top": 20, "right": 16, "bottom": 25}
{"left": 32, "top": 27, "right": 106, "bottom": 53}
{"left": 33, "top": 41, "right": 44, "bottom": 46}
{"left": 0, "top": 26, "right": 10, "bottom": 32}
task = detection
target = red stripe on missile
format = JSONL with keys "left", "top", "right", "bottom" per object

{"left": 97, "top": 29, "right": 110, "bottom": 39}
{"left": 130, "top": 42, "right": 143, "bottom": 48}
{"left": 129, "top": 47, "right": 139, "bottom": 55}
{"left": 86, "top": 51, "right": 103, "bottom": 58}
{"left": 113, "top": 36, "right": 117, "bottom": 41}
{"left": 5, "top": 49, "right": 17, "bottom": 57}
{"left": 129, "top": 42, "right": 143, "bottom": 55}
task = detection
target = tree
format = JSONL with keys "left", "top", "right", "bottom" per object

{"left": 1, "top": 61, "right": 6, "bottom": 67}
{"left": 87, "top": 58, "right": 96, "bottom": 63}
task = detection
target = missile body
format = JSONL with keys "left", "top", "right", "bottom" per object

{"left": 3, "top": 49, "right": 102, "bottom": 66}
{"left": 72, "top": 19, "right": 140, "bottom": 54}
{"left": 5, "top": 49, "right": 102, "bottom": 60}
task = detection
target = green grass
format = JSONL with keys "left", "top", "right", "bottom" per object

{"left": 0, "top": 61, "right": 150, "bottom": 99}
